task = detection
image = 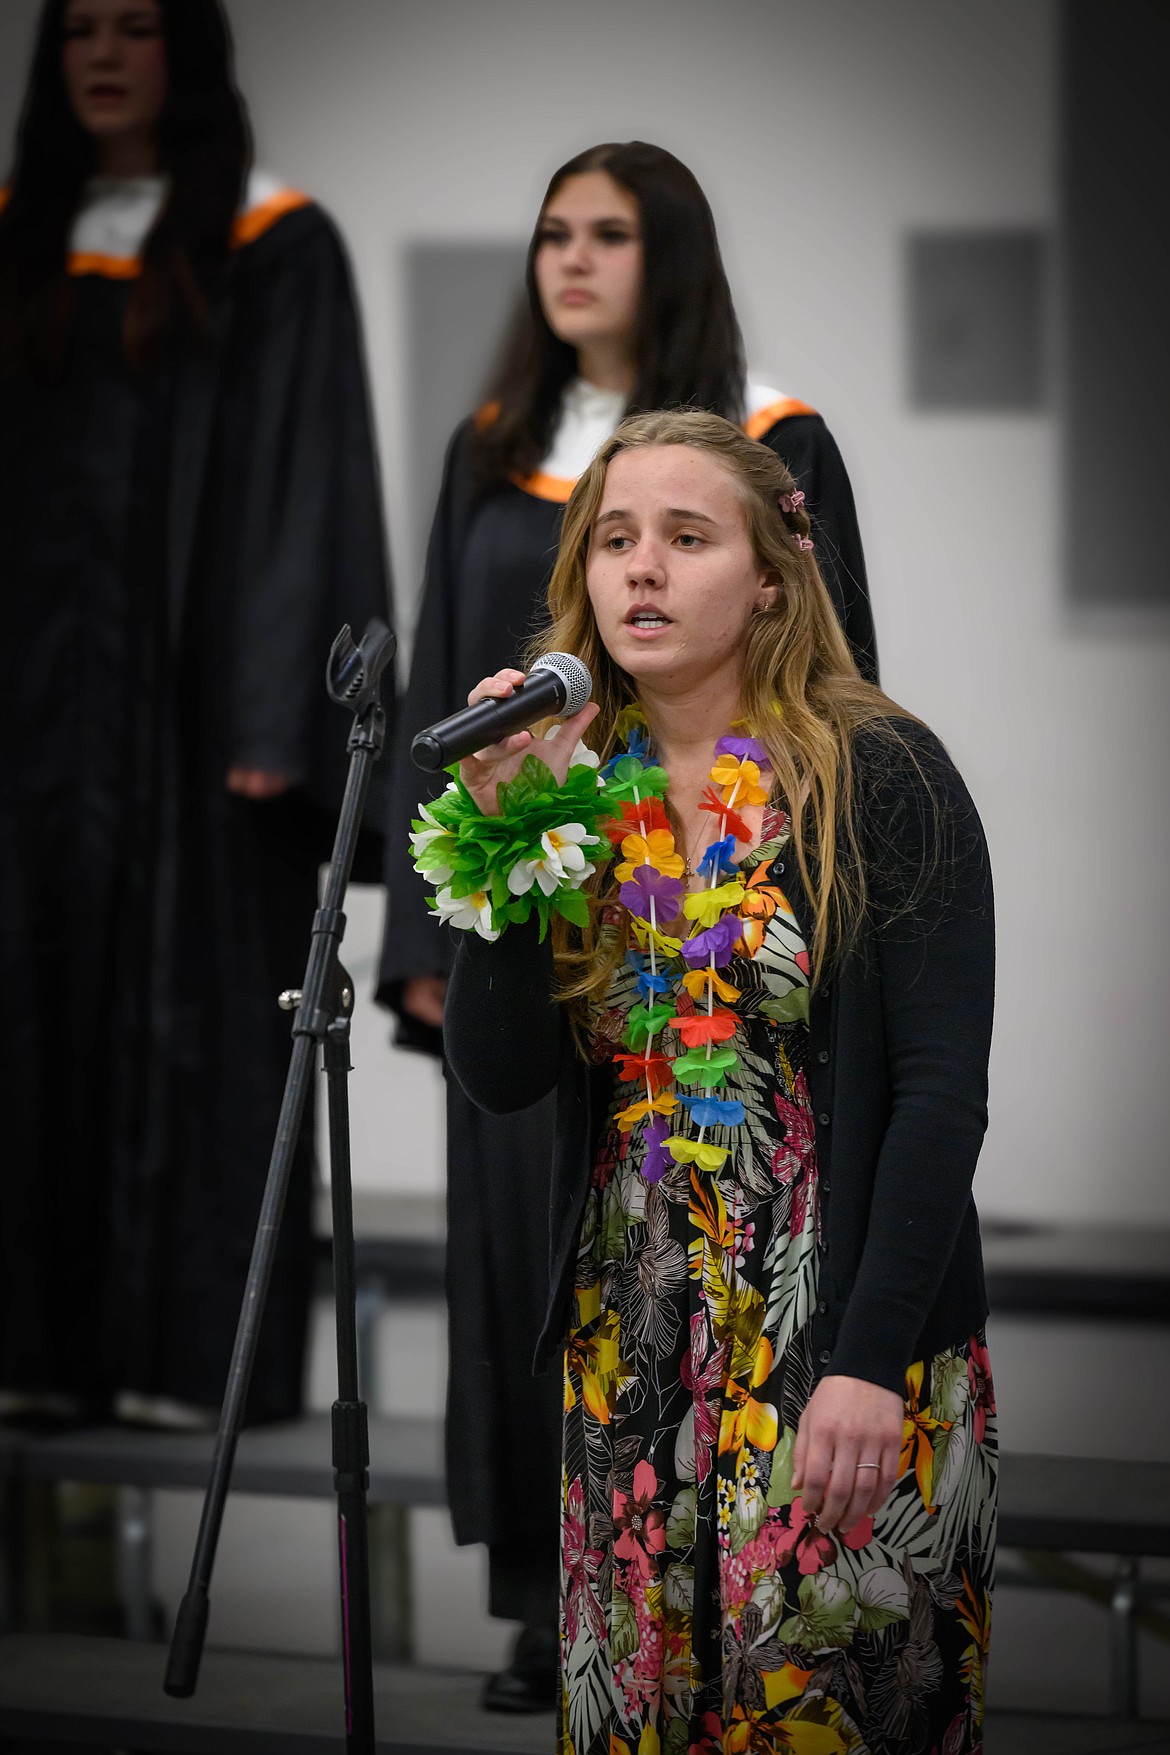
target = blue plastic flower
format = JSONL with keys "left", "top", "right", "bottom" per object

{"left": 677, "top": 1094, "right": 746, "bottom": 1128}
{"left": 636, "top": 970, "right": 669, "bottom": 1001}
{"left": 696, "top": 836, "right": 738, "bottom": 881}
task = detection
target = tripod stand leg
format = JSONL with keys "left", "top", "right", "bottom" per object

{"left": 325, "top": 1015, "right": 375, "bottom": 1754}
{"left": 164, "top": 622, "right": 394, "bottom": 1734}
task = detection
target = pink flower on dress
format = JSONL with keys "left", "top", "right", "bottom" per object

{"left": 936, "top": 1712, "right": 969, "bottom": 1755}
{"left": 680, "top": 1314, "right": 728, "bottom": 1486}
{"left": 772, "top": 1071, "right": 818, "bottom": 1237}
{"left": 562, "top": 1477, "right": 606, "bottom": 1646}
{"left": 967, "top": 1333, "right": 996, "bottom": 1444}
{"left": 613, "top": 1459, "right": 666, "bottom": 1578}
{"left": 773, "top": 1496, "right": 873, "bottom": 1575}
{"left": 732, "top": 1220, "right": 757, "bottom": 1270}
{"left": 689, "top": 1711, "right": 723, "bottom": 1755}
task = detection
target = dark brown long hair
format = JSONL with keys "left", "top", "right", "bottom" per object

{"left": 474, "top": 141, "right": 747, "bottom": 489}
{"left": 0, "top": 0, "right": 250, "bottom": 373}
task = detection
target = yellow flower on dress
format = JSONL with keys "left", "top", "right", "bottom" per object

{"left": 899, "top": 1358, "right": 951, "bottom": 1513}
{"left": 564, "top": 1309, "right": 633, "bottom": 1426}
{"left": 719, "top": 1335, "right": 779, "bottom": 1458}
{"left": 615, "top": 829, "right": 684, "bottom": 881}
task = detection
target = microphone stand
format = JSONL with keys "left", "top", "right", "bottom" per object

{"left": 164, "top": 619, "right": 396, "bottom": 1755}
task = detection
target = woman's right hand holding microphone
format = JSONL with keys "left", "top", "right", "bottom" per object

{"left": 458, "top": 668, "right": 599, "bottom": 818}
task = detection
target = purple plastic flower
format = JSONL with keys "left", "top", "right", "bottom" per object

{"left": 642, "top": 1114, "right": 671, "bottom": 1183}
{"left": 682, "top": 915, "right": 741, "bottom": 969}
{"left": 619, "top": 865, "right": 685, "bottom": 919}
{"left": 715, "top": 734, "right": 769, "bottom": 766}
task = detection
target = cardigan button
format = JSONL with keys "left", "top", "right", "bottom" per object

{"left": 818, "top": 1349, "right": 832, "bottom": 1365}
{"left": 817, "top": 1050, "right": 829, "bottom": 1064}
{"left": 817, "top": 1300, "right": 828, "bottom": 1315}
{"left": 818, "top": 1112, "right": 831, "bottom": 1127}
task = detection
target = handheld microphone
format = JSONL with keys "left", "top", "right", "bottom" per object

{"left": 410, "top": 652, "right": 593, "bottom": 772}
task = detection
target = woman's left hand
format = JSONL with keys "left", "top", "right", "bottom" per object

{"left": 791, "top": 1373, "right": 903, "bottom": 1533}
{"left": 226, "top": 767, "right": 290, "bottom": 799}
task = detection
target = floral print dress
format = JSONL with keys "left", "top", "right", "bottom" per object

{"left": 560, "top": 824, "right": 997, "bottom": 1755}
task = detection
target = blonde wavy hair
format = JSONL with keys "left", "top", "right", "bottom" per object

{"left": 526, "top": 409, "right": 917, "bottom": 1013}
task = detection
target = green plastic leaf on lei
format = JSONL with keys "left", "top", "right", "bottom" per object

{"left": 671, "top": 1045, "right": 740, "bottom": 1086}
{"left": 600, "top": 757, "right": 670, "bottom": 806}
{"left": 625, "top": 1001, "right": 676, "bottom": 1049}
{"left": 552, "top": 886, "right": 591, "bottom": 928}
{"left": 411, "top": 755, "right": 611, "bottom": 938}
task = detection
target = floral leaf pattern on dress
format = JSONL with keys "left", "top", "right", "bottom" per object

{"left": 559, "top": 852, "right": 997, "bottom": 1755}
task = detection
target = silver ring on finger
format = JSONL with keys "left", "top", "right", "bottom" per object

{"left": 855, "top": 1462, "right": 881, "bottom": 1471}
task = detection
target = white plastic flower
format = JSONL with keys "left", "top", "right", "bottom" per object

{"left": 507, "top": 823, "right": 598, "bottom": 897}
{"left": 433, "top": 885, "right": 498, "bottom": 940}
{"left": 410, "top": 803, "right": 455, "bottom": 882}
{"left": 541, "top": 726, "right": 600, "bottom": 771}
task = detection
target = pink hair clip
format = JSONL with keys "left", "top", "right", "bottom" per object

{"left": 779, "top": 489, "right": 806, "bottom": 515}
{"left": 797, "top": 535, "right": 814, "bottom": 551}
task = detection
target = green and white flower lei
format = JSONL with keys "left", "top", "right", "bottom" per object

{"left": 410, "top": 734, "right": 605, "bottom": 943}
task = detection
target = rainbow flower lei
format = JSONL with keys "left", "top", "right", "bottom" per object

{"left": 601, "top": 710, "right": 772, "bottom": 1183}
{"left": 410, "top": 711, "right": 777, "bottom": 1183}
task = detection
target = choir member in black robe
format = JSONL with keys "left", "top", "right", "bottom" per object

{"left": 379, "top": 141, "right": 873, "bottom": 1708}
{"left": 0, "top": 0, "right": 392, "bottom": 1427}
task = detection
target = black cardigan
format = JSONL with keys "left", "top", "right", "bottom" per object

{"left": 444, "top": 720, "right": 995, "bottom": 1397}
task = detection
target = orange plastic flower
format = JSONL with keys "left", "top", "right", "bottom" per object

{"left": 669, "top": 1011, "right": 737, "bottom": 1048}
{"left": 711, "top": 753, "right": 769, "bottom": 807}
{"left": 613, "top": 1050, "right": 674, "bottom": 1091}
{"left": 681, "top": 967, "right": 741, "bottom": 1004}
{"left": 614, "top": 1092, "right": 679, "bottom": 1132}
{"left": 614, "top": 828, "right": 684, "bottom": 881}
{"left": 603, "top": 798, "right": 668, "bottom": 846}
{"left": 698, "top": 785, "right": 752, "bottom": 842}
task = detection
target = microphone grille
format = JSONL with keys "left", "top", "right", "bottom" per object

{"left": 531, "top": 651, "right": 592, "bottom": 717}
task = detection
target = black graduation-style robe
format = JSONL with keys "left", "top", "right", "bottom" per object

{"left": 0, "top": 187, "right": 392, "bottom": 1420}
{"left": 378, "top": 398, "right": 873, "bottom": 1574}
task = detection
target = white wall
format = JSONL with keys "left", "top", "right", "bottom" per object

{"left": 3, "top": 0, "right": 1167, "bottom": 1228}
